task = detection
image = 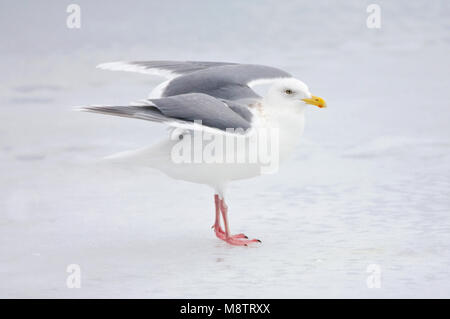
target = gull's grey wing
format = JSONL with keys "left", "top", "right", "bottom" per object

{"left": 97, "top": 60, "right": 292, "bottom": 100}
{"left": 81, "top": 93, "right": 252, "bottom": 132}
{"left": 148, "top": 94, "right": 252, "bottom": 130}
{"left": 162, "top": 64, "right": 292, "bottom": 100}
{"left": 222, "top": 99, "right": 253, "bottom": 122}
{"left": 97, "top": 60, "right": 238, "bottom": 79}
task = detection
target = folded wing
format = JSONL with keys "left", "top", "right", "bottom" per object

{"left": 81, "top": 93, "right": 253, "bottom": 133}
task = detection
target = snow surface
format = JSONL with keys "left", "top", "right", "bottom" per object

{"left": 1, "top": 0, "right": 449, "bottom": 298}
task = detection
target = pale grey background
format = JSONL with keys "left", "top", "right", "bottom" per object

{"left": 0, "top": 0, "right": 449, "bottom": 298}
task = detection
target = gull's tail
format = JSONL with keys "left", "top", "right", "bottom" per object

{"left": 76, "top": 104, "right": 177, "bottom": 167}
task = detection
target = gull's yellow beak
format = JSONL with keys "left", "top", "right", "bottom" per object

{"left": 302, "top": 95, "right": 327, "bottom": 108}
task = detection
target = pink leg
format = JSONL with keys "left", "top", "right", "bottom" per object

{"left": 216, "top": 196, "right": 261, "bottom": 246}
{"left": 212, "top": 195, "right": 247, "bottom": 240}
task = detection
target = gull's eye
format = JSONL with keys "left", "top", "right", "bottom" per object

{"left": 285, "top": 89, "right": 293, "bottom": 95}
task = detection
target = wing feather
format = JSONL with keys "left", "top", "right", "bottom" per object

{"left": 79, "top": 93, "right": 253, "bottom": 134}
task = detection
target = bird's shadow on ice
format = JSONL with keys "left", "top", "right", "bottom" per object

{"left": 103, "top": 235, "right": 261, "bottom": 268}
{"left": 102, "top": 235, "right": 256, "bottom": 262}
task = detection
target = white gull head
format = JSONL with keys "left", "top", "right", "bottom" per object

{"left": 255, "top": 78, "right": 327, "bottom": 164}
{"left": 264, "top": 78, "right": 327, "bottom": 110}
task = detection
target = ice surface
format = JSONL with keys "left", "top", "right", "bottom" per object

{"left": 1, "top": 0, "right": 449, "bottom": 298}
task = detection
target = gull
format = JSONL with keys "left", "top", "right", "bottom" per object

{"left": 81, "top": 61, "right": 326, "bottom": 246}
